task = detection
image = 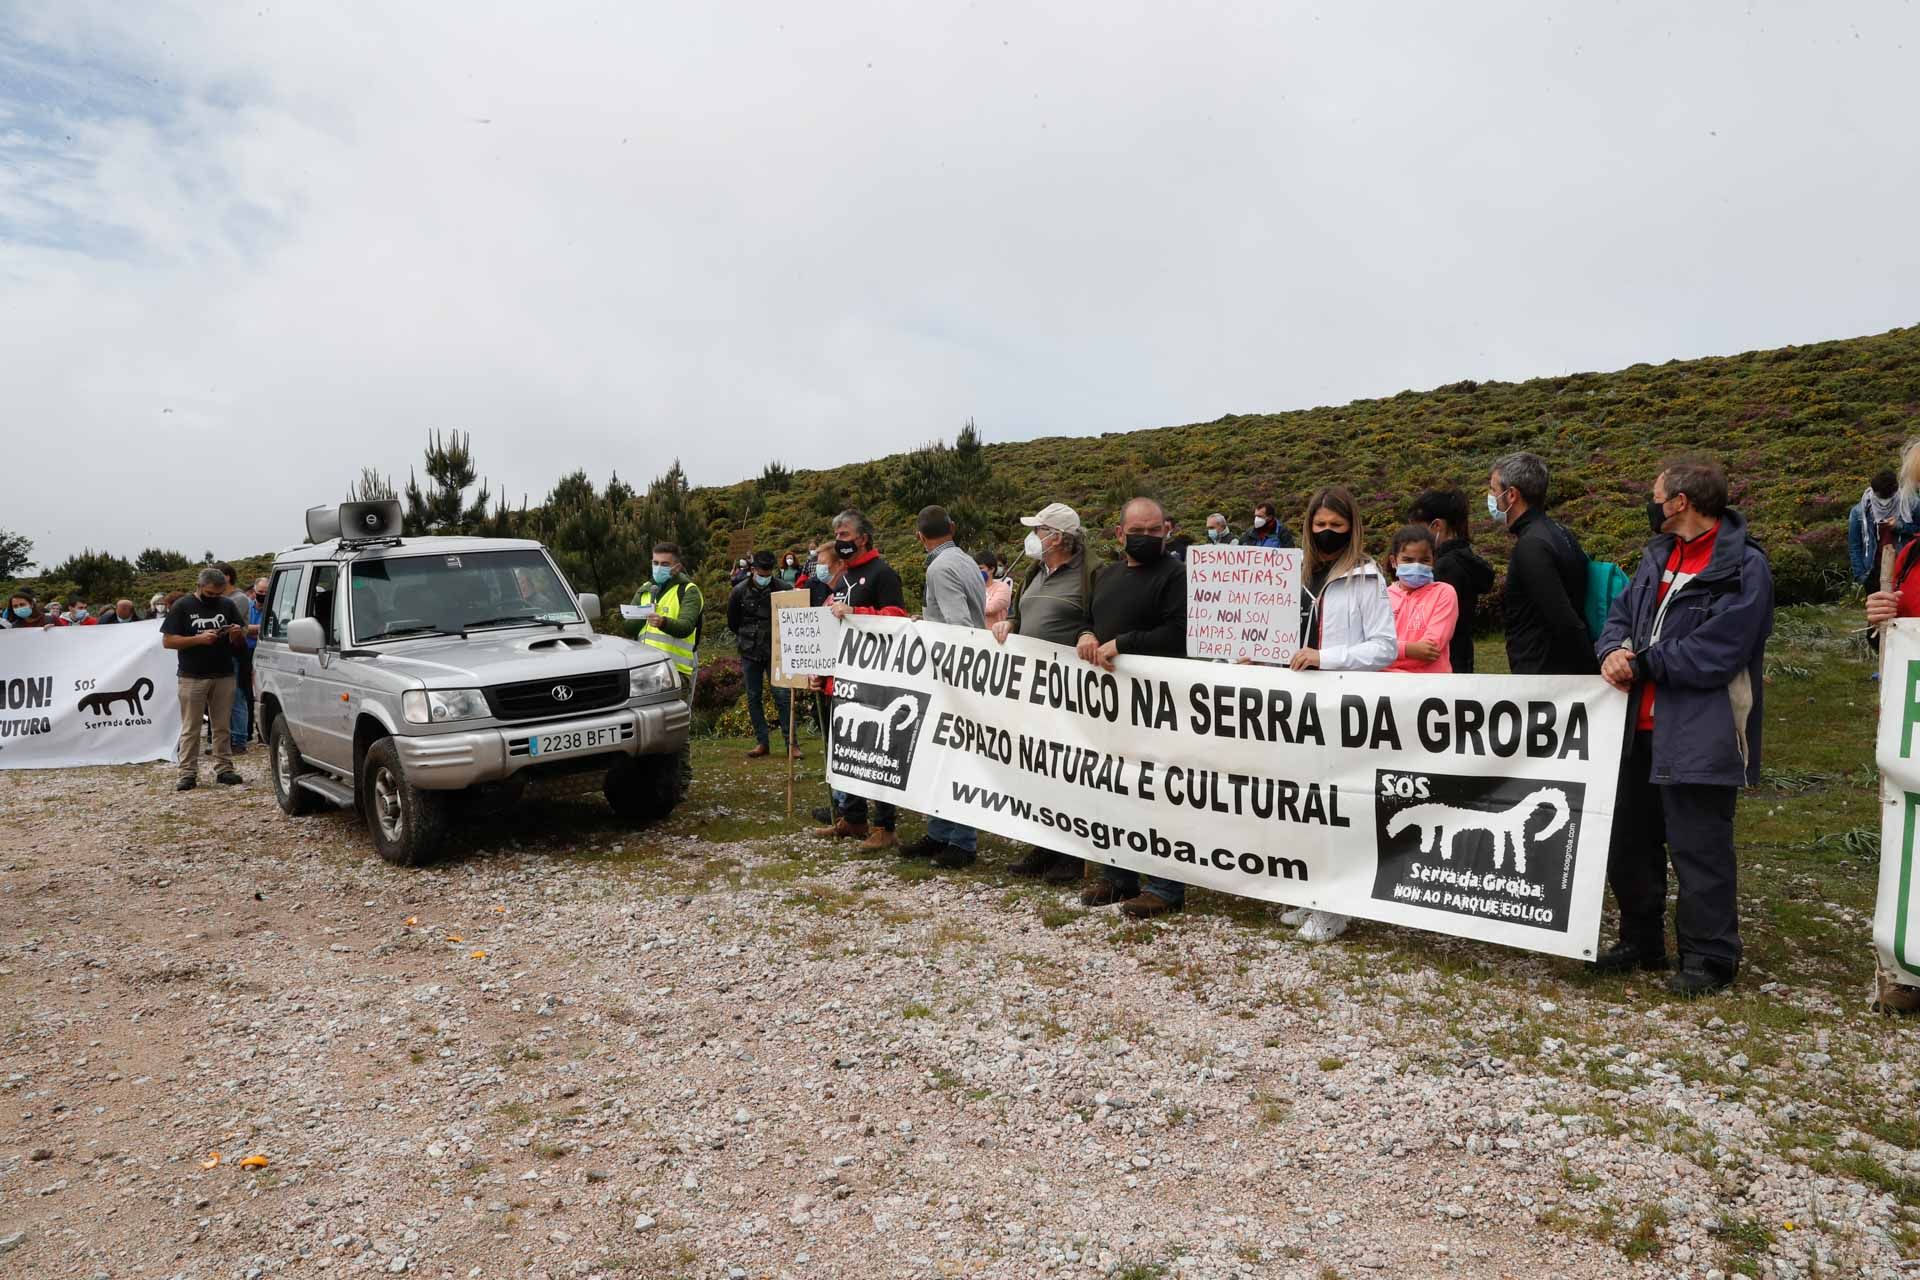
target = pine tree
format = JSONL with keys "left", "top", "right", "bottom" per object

{"left": 402, "top": 430, "right": 493, "bottom": 536}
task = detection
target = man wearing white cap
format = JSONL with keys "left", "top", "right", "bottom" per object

{"left": 993, "top": 501, "right": 1097, "bottom": 883}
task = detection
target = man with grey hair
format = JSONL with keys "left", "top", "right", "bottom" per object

{"left": 1204, "top": 513, "right": 1233, "bottom": 545}
{"left": 1488, "top": 451, "right": 1598, "bottom": 676}
{"left": 995, "top": 501, "right": 1098, "bottom": 883}
{"left": 160, "top": 567, "right": 249, "bottom": 790}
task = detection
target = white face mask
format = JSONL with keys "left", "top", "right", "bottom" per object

{"left": 1251, "top": 516, "right": 1267, "bottom": 529}
{"left": 1023, "top": 532, "right": 1045, "bottom": 559}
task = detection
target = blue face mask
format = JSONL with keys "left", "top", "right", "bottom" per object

{"left": 10, "top": 605, "right": 28, "bottom": 619}
{"left": 651, "top": 565, "right": 673, "bottom": 586}
{"left": 753, "top": 573, "right": 772, "bottom": 587}
{"left": 1487, "top": 492, "right": 1508, "bottom": 525}
{"left": 1396, "top": 562, "right": 1435, "bottom": 589}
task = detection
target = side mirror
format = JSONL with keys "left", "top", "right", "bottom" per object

{"left": 288, "top": 617, "right": 324, "bottom": 655}
{"left": 577, "top": 593, "right": 601, "bottom": 622}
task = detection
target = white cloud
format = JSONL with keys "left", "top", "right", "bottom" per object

{"left": 3, "top": 0, "right": 1917, "bottom": 564}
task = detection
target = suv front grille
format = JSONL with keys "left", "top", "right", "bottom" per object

{"left": 484, "top": 670, "right": 629, "bottom": 721}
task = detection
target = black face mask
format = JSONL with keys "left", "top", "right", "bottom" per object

{"left": 1124, "top": 533, "right": 1166, "bottom": 563}
{"left": 834, "top": 540, "right": 859, "bottom": 560}
{"left": 1310, "top": 528, "right": 1351, "bottom": 556}
{"left": 1646, "top": 500, "right": 1671, "bottom": 535}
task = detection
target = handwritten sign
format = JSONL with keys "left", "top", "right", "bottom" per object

{"left": 771, "top": 592, "right": 831, "bottom": 688}
{"left": 1185, "top": 545, "right": 1304, "bottom": 664}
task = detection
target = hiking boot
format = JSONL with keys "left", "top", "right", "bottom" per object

{"left": 175, "top": 776, "right": 197, "bottom": 792}
{"left": 811, "top": 805, "right": 834, "bottom": 824}
{"left": 215, "top": 770, "right": 244, "bottom": 786}
{"left": 786, "top": 741, "right": 803, "bottom": 759}
{"left": 897, "top": 834, "right": 947, "bottom": 860}
{"left": 745, "top": 744, "right": 770, "bottom": 759}
{"left": 932, "top": 846, "right": 977, "bottom": 869}
{"left": 1590, "top": 940, "right": 1670, "bottom": 974}
{"left": 1120, "top": 892, "right": 1179, "bottom": 919}
{"left": 1007, "top": 846, "right": 1057, "bottom": 878}
{"left": 811, "top": 818, "right": 869, "bottom": 840}
{"left": 1042, "top": 856, "right": 1085, "bottom": 885}
{"left": 859, "top": 829, "right": 898, "bottom": 852}
{"left": 1080, "top": 881, "right": 1128, "bottom": 907}
{"left": 1666, "top": 961, "right": 1734, "bottom": 998}
{"left": 1874, "top": 970, "right": 1920, "bottom": 1014}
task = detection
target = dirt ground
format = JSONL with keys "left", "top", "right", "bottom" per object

{"left": 0, "top": 734, "right": 1914, "bottom": 1280}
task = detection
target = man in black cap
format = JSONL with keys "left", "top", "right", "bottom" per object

{"left": 728, "top": 550, "right": 797, "bottom": 759}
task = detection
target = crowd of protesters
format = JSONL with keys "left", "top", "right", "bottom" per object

{"left": 4, "top": 564, "right": 273, "bottom": 790}
{"left": 753, "top": 451, "right": 1783, "bottom": 1001}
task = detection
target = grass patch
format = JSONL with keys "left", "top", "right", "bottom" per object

{"left": 901, "top": 1002, "right": 933, "bottom": 1020}
{"left": 1317, "top": 1056, "right": 1345, "bottom": 1072}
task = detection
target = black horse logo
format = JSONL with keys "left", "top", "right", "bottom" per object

{"left": 78, "top": 677, "right": 155, "bottom": 717}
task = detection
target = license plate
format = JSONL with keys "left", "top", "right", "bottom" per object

{"left": 528, "top": 725, "right": 620, "bottom": 758}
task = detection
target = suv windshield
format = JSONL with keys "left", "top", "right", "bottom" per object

{"left": 348, "top": 550, "right": 581, "bottom": 643}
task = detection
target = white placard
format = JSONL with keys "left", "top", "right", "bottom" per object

{"left": 1876, "top": 619, "right": 1920, "bottom": 984}
{"left": 619, "top": 603, "right": 654, "bottom": 622}
{"left": 1184, "top": 544, "right": 1305, "bottom": 664}
{"left": 776, "top": 606, "right": 841, "bottom": 682}
{"left": 0, "top": 623, "right": 182, "bottom": 770}
{"left": 825, "top": 615, "right": 1628, "bottom": 960}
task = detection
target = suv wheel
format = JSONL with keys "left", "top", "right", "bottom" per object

{"left": 604, "top": 749, "right": 687, "bottom": 823}
{"left": 269, "top": 716, "right": 321, "bottom": 816}
{"left": 360, "top": 737, "right": 448, "bottom": 866}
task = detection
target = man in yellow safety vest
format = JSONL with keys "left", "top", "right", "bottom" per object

{"left": 627, "top": 542, "right": 704, "bottom": 695}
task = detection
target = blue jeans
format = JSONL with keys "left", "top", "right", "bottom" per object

{"left": 839, "top": 792, "right": 896, "bottom": 832}
{"left": 1104, "top": 864, "right": 1186, "bottom": 907}
{"left": 927, "top": 816, "right": 976, "bottom": 853}
{"left": 742, "top": 659, "right": 793, "bottom": 749}
{"left": 229, "top": 682, "right": 250, "bottom": 750}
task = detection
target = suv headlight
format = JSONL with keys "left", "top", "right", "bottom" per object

{"left": 403, "top": 688, "right": 489, "bottom": 724}
{"left": 630, "top": 661, "right": 679, "bottom": 696}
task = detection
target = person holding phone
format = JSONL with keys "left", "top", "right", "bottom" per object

{"left": 161, "top": 567, "right": 249, "bottom": 791}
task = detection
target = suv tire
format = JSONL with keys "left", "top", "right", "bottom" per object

{"left": 360, "top": 737, "right": 448, "bottom": 866}
{"left": 604, "top": 748, "right": 687, "bottom": 823}
{"left": 269, "top": 716, "right": 321, "bottom": 816}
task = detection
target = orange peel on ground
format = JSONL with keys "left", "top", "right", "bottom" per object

{"left": 200, "top": 1152, "right": 221, "bottom": 1169}
{"left": 239, "top": 1154, "right": 270, "bottom": 1169}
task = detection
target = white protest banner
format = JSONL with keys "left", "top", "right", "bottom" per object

{"left": 0, "top": 623, "right": 181, "bottom": 769}
{"left": 825, "top": 616, "right": 1628, "bottom": 959}
{"left": 1185, "top": 545, "right": 1304, "bottom": 664}
{"left": 775, "top": 605, "right": 841, "bottom": 684}
{"left": 1875, "top": 619, "right": 1920, "bottom": 984}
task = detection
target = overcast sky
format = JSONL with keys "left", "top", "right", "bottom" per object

{"left": 3, "top": 1, "right": 1916, "bottom": 568}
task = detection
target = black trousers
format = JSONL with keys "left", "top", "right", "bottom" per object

{"left": 1606, "top": 731, "right": 1742, "bottom": 972}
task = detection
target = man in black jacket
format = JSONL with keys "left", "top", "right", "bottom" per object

{"left": 1409, "top": 488, "right": 1496, "bottom": 673}
{"left": 1076, "top": 497, "right": 1189, "bottom": 918}
{"left": 813, "top": 509, "right": 907, "bottom": 851}
{"left": 1488, "top": 452, "right": 1598, "bottom": 676}
{"left": 727, "top": 551, "right": 795, "bottom": 760}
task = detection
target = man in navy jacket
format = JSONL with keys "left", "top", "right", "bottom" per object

{"left": 1594, "top": 457, "right": 1774, "bottom": 996}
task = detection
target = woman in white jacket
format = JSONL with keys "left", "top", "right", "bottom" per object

{"left": 1287, "top": 485, "right": 1397, "bottom": 942}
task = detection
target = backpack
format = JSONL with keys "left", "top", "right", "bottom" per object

{"left": 1584, "top": 558, "right": 1629, "bottom": 640}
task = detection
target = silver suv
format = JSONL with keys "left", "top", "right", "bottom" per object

{"left": 256, "top": 501, "right": 691, "bottom": 865}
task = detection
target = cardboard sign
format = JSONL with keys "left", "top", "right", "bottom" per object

{"left": 769, "top": 589, "right": 817, "bottom": 689}
{"left": 1184, "top": 544, "right": 1304, "bottom": 664}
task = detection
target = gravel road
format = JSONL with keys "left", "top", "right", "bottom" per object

{"left": 1, "top": 755, "right": 1913, "bottom": 1280}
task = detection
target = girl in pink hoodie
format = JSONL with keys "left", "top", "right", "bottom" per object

{"left": 1384, "top": 525, "right": 1459, "bottom": 674}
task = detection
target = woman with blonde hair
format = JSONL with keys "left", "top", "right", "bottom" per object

{"left": 1285, "top": 485, "right": 1396, "bottom": 942}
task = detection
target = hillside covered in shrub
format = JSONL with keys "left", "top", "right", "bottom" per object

{"left": 715, "top": 324, "right": 1920, "bottom": 609}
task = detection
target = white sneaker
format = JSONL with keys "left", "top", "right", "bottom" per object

{"left": 1297, "top": 910, "right": 1351, "bottom": 943}
{"left": 1279, "top": 906, "right": 1309, "bottom": 927}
